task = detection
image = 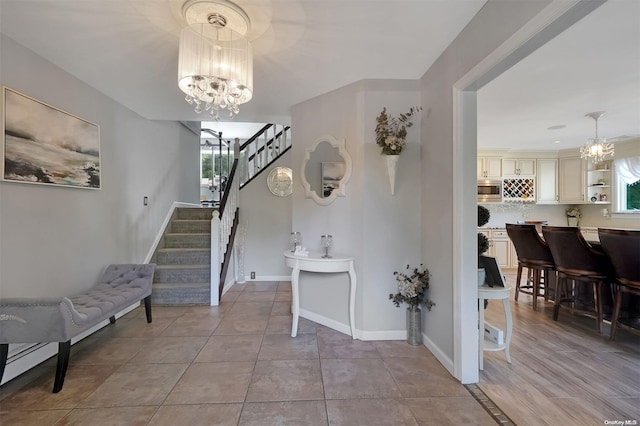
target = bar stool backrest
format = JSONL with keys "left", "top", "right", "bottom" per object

{"left": 598, "top": 228, "right": 640, "bottom": 287}
{"left": 506, "top": 223, "right": 554, "bottom": 266}
{"left": 542, "top": 226, "right": 612, "bottom": 278}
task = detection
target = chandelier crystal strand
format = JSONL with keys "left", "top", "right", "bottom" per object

{"left": 178, "top": 1, "right": 253, "bottom": 121}
{"left": 580, "top": 111, "right": 614, "bottom": 164}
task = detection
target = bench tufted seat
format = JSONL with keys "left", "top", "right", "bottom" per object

{"left": 0, "top": 264, "right": 156, "bottom": 392}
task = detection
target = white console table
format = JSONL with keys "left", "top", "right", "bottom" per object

{"left": 283, "top": 251, "right": 357, "bottom": 339}
{"left": 478, "top": 285, "right": 512, "bottom": 370}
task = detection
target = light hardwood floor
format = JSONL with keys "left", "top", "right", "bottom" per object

{"left": 480, "top": 271, "right": 640, "bottom": 425}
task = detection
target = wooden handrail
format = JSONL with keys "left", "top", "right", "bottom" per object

{"left": 219, "top": 159, "right": 238, "bottom": 217}
{"left": 239, "top": 124, "right": 273, "bottom": 151}
{"left": 247, "top": 126, "right": 291, "bottom": 162}
{"left": 241, "top": 144, "right": 292, "bottom": 188}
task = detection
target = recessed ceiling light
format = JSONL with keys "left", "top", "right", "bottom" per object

{"left": 547, "top": 125, "right": 567, "bottom": 130}
{"left": 553, "top": 140, "right": 561, "bottom": 144}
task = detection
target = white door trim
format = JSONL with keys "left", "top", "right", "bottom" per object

{"left": 451, "top": 0, "right": 605, "bottom": 383}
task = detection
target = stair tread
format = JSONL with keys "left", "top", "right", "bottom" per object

{"left": 166, "top": 232, "right": 210, "bottom": 236}
{"left": 155, "top": 264, "right": 210, "bottom": 270}
{"left": 153, "top": 282, "right": 210, "bottom": 288}
{"left": 158, "top": 247, "right": 211, "bottom": 252}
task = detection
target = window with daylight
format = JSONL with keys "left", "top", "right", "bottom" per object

{"left": 613, "top": 156, "right": 640, "bottom": 213}
{"left": 200, "top": 151, "right": 234, "bottom": 186}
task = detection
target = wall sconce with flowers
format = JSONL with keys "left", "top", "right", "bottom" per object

{"left": 375, "top": 106, "right": 421, "bottom": 195}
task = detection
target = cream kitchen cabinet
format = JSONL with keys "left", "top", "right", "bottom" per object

{"left": 503, "top": 158, "right": 536, "bottom": 177}
{"left": 558, "top": 157, "right": 586, "bottom": 203}
{"left": 509, "top": 241, "right": 519, "bottom": 269}
{"left": 477, "top": 157, "right": 502, "bottom": 179}
{"left": 536, "top": 158, "right": 558, "bottom": 204}
{"left": 479, "top": 229, "right": 512, "bottom": 269}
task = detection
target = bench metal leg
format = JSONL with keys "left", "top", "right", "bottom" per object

{"left": 109, "top": 316, "right": 116, "bottom": 324}
{"left": 144, "top": 296, "right": 152, "bottom": 323}
{"left": 0, "top": 343, "right": 8, "bottom": 385}
{"left": 53, "top": 340, "right": 71, "bottom": 393}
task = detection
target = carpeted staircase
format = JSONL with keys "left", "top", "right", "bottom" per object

{"left": 150, "top": 207, "right": 216, "bottom": 305}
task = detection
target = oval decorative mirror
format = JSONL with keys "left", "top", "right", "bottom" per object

{"left": 301, "top": 135, "right": 352, "bottom": 205}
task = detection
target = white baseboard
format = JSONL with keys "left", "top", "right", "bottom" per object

{"left": 1, "top": 302, "right": 139, "bottom": 386}
{"left": 251, "top": 275, "right": 290, "bottom": 282}
{"left": 357, "top": 329, "right": 456, "bottom": 379}
{"left": 299, "top": 309, "right": 352, "bottom": 336}
{"left": 422, "top": 333, "right": 455, "bottom": 378}
{"left": 356, "top": 329, "right": 407, "bottom": 341}
{"left": 298, "top": 311, "right": 454, "bottom": 381}
{"left": 218, "top": 278, "right": 237, "bottom": 300}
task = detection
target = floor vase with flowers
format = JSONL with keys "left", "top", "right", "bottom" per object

{"left": 390, "top": 264, "right": 434, "bottom": 346}
{"left": 406, "top": 305, "right": 422, "bottom": 345}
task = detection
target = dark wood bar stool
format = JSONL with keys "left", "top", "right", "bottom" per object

{"left": 506, "top": 223, "right": 555, "bottom": 311}
{"left": 598, "top": 228, "right": 640, "bottom": 340}
{"left": 542, "top": 226, "right": 614, "bottom": 334}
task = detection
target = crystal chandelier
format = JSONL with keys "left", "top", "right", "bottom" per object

{"left": 580, "top": 111, "right": 614, "bottom": 164}
{"left": 178, "top": 0, "right": 253, "bottom": 121}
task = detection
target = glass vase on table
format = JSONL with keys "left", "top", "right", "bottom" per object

{"left": 290, "top": 232, "right": 302, "bottom": 252}
{"left": 321, "top": 234, "right": 333, "bottom": 258}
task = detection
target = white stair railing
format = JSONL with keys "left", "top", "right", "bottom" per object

{"left": 239, "top": 124, "right": 291, "bottom": 188}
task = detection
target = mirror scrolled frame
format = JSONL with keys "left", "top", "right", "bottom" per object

{"left": 301, "top": 135, "right": 353, "bottom": 206}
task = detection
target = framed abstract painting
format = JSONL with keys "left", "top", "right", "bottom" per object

{"left": 2, "top": 87, "right": 100, "bottom": 189}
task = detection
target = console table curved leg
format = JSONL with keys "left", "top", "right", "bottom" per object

{"left": 291, "top": 267, "right": 301, "bottom": 337}
{"left": 348, "top": 263, "right": 357, "bottom": 339}
{"left": 503, "top": 298, "right": 512, "bottom": 364}
{"left": 478, "top": 286, "right": 512, "bottom": 370}
{"left": 284, "top": 251, "right": 357, "bottom": 340}
{"left": 479, "top": 298, "right": 485, "bottom": 370}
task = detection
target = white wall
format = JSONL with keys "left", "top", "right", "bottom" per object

{"left": 419, "top": 0, "right": 560, "bottom": 381}
{"left": 238, "top": 150, "right": 292, "bottom": 280}
{"left": 361, "top": 83, "right": 423, "bottom": 336}
{"left": 0, "top": 34, "right": 199, "bottom": 298}
{"left": 291, "top": 79, "right": 422, "bottom": 338}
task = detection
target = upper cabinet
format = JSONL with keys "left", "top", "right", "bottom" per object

{"left": 536, "top": 158, "right": 558, "bottom": 204}
{"left": 503, "top": 158, "right": 536, "bottom": 177}
{"left": 476, "top": 152, "right": 624, "bottom": 206}
{"left": 477, "top": 157, "right": 502, "bottom": 179}
{"left": 558, "top": 157, "right": 586, "bottom": 204}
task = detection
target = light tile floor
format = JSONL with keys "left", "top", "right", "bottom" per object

{"left": 0, "top": 281, "right": 496, "bottom": 426}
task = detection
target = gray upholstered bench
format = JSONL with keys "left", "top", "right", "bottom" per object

{"left": 0, "top": 263, "right": 156, "bottom": 392}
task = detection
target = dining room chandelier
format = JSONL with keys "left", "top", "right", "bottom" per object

{"left": 580, "top": 111, "right": 614, "bottom": 164}
{"left": 178, "top": 0, "right": 253, "bottom": 120}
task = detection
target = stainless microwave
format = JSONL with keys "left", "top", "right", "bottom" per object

{"left": 478, "top": 180, "right": 502, "bottom": 202}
